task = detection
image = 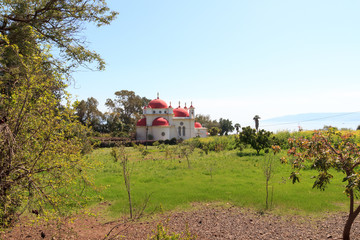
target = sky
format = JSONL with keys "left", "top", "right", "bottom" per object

{"left": 68, "top": 0, "right": 360, "bottom": 130}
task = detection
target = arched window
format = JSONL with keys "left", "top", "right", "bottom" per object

{"left": 178, "top": 126, "right": 181, "bottom": 136}
{"left": 182, "top": 126, "right": 185, "bottom": 136}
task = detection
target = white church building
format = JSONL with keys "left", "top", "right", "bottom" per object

{"left": 136, "top": 95, "right": 207, "bottom": 141}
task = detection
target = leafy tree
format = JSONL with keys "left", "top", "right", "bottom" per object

{"left": 234, "top": 123, "right": 241, "bottom": 134}
{"left": 356, "top": 125, "right": 360, "bottom": 130}
{"left": 0, "top": 0, "right": 117, "bottom": 227}
{"left": 253, "top": 115, "right": 261, "bottom": 132}
{"left": 195, "top": 114, "right": 219, "bottom": 129}
{"left": 219, "top": 118, "right": 234, "bottom": 136}
{"left": 75, "top": 97, "right": 105, "bottom": 132}
{"left": 208, "top": 127, "right": 221, "bottom": 136}
{"left": 0, "top": 0, "right": 117, "bottom": 74}
{"left": 237, "top": 126, "right": 272, "bottom": 155}
{"left": 103, "top": 112, "right": 124, "bottom": 135}
{"left": 106, "top": 90, "right": 150, "bottom": 133}
{"left": 285, "top": 129, "right": 360, "bottom": 240}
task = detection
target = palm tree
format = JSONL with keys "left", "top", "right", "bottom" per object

{"left": 253, "top": 115, "right": 261, "bottom": 132}
{"left": 234, "top": 123, "right": 241, "bottom": 134}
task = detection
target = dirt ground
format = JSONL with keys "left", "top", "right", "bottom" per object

{"left": 1, "top": 203, "right": 360, "bottom": 240}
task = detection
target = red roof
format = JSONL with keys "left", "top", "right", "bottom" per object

{"left": 173, "top": 107, "right": 189, "bottom": 117}
{"left": 148, "top": 98, "right": 168, "bottom": 109}
{"left": 152, "top": 117, "right": 169, "bottom": 126}
{"left": 136, "top": 118, "right": 146, "bottom": 126}
{"left": 194, "top": 122, "right": 202, "bottom": 128}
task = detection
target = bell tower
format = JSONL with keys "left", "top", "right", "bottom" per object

{"left": 189, "top": 102, "right": 195, "bottom": 119}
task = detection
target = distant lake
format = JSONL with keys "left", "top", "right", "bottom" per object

{"left": 261, "top": 112, "right": 360, "bottom": 132}
{"left": 262, "top": 121, "right": 359, "bottom": 132}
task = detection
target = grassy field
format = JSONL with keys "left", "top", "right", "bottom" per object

{"left": 84, "top": 144, "right": 351, "bottom": 219}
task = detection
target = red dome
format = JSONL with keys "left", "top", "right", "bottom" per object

{"left": 148, "top": 98, "right": 168, "bottom": 109}
{"left": 173, "top": 107, "right": 189, "bottom": 117}
{"left": 194, "top": 122, "right": 202, "bottom": 128}
{"left": 136, "top": 118, "right": 146, "bottom": 126}
{"left": 152, "top": 117, "right": 169, "bottom": 126}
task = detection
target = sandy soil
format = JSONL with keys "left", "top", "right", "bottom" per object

{"left": 1, "top": 203, "right": 360, "bottom": 240}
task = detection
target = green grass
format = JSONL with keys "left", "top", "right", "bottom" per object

{"left": 85, "top": 146, "right": 350, "bottom": 218}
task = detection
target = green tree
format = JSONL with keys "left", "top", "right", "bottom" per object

{"left": 219, "top": 118, "right": 234, "bottom": 136}
{"left": 285, "top": 130, "right": 360, "bottom": 240}
{"left": 103, "top": 112, "right": 124, "bottom": 135}
{"left": 195, "top": 114, "right": 219, "bottom": 129}
{"left": 238, "top": 126, "right": 272, "bottom": 155}
{"left": 208, "top": 127, "right": 221, "bottom": 136}
{"left": 0, "top": 0, "right": 117, "bottom": 227}
{"left": 0, "top": 0, "right": 117, "bottom": 74}
{"left": 253, "top": 115, "right": 261, "bottom": 132}
{"left": 105, "top": 90, "right": 150, "bottom": 134}
{"left": 75, "top": 97, "right": 104, "bottom": 132}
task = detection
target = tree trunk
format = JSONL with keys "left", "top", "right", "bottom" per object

{"left": 343, "top": 204, "right": 360, "bottom": 240}
{"left": 265, "top": 180, "right": 269, "bottom": 209}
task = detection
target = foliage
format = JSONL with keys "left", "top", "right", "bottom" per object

{"left": 219, "top": 118, "right": 234, "bottom": 136}
{"left": 208, "top": 127, "right": 221, "bottom": 136}
{"left": 271, "top": 131, "right": 291, "bottom": 149}
{"left": 237, "top": 126, "right": 273, "bottom": 155}
{"left": 0, "top": 75, "right": 95, "bottom": 227}
{"left": 0, "top": 0, "right": 117, "bottom": 228}
{"left": 105, "top": 90, "right": 150, "bottom": 133}
{"left": 187, "top": 136, "right": 237, "bottom": 154}
{"left": 74, "top": 97, "right": 105, "bottom": 132}
{"left": 322, "top": 125, "right": 338, "bottom": 131}
{"left": 195, "top": 114, "right": 219, "bottom": 129}
{"left": 285, "top": 129, "right": 360, "bottom": 239}
{"left": 0, "top": 0, "right": 117, "bottom": 73}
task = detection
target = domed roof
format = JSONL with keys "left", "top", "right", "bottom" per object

{"left": 194, "top": 122, "right": 202, "bottom": 128}
{"left": 173, "top": 107, "right": 189, "bottom": 117}
{"left": 136, "top": 118, "right": 146, "bottom": 126}
{"left": 148, "top": 98, "right": 168, "bottom": 109}
{"left": 152, "top": 117, "right": 169, "bottom": 126}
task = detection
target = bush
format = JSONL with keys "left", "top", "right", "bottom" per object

{"left": 186, "top": 136, "right": 236, "bottom": 153}
{"left": 272, "top": 131, "right": 291, "bottom": 149}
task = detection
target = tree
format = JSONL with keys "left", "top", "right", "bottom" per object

{"left": 0, "top": 0, "right": 117, "bottom": 227}
{"left": 234, "top": 123, "right": 241, "bottom": 134}
{"left": 356, "top": 125, "right": 360, "bottom": 130}
{"left": 253, "top": 115, "right": 261, "bottom": 132}
{"left": 238, "top": 126, "right": 272, "bottom": 155}
{"left": 103, "top": 112, "right": 124, "bottom": 135}
{"left": 195, "top": 114, "right": 219, "bottom": 129}
{"left": 105, "top": 90, "right": 150, "bottom": 134}
{"left": 0, "top": 0, "right": 117, "bottom": 74}
{"left": 219, "top": 118, "right": 234, "bottom": 136}
{"left": 111, "top": 146, "right": 133, "bottom": 219}
{"left": 208, "top": 127, "right": 221, "bottom": 136}
{"left": 285, "top": 129, "right": 360, "bottom": 240}
{"left": 75, "top": 97, "right": 105, "bottom": 132}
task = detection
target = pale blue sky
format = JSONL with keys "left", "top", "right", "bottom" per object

{"left": 68, "top": 0, "right": 360, "bottom": 129}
